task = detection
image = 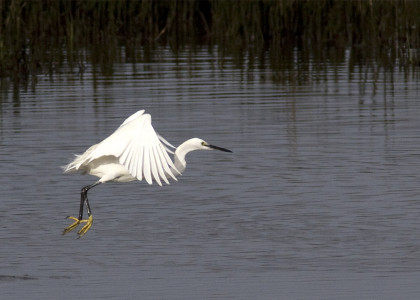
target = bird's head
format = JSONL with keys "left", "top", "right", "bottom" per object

{"left": 189, "top": 138, "right": 232, "bottom": 153}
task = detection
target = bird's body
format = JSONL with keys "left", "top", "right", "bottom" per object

{"left": 63, "top": 110, "right": 232, "bottom": 237}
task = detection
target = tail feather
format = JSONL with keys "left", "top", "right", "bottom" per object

{"left": 62, "top": 144, "right": 98, "bottom": 174}
{"left": 62, "top": 154, "right": 82, "bottom": 173}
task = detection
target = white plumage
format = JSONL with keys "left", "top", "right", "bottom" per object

{"left": 62, "top": 109, "right": 232, "bottom": 238}
{"left": 64, "top": 110, "right": 179, "bottom": 186}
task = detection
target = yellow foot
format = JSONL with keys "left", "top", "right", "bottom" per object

{"left": 62, "top": 215, "right": 93, "bottom": 238}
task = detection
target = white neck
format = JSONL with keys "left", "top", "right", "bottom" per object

{"left": 173, "top": 139, "right": 198, "bottom": 174}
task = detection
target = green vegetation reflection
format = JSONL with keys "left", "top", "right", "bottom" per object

{"left": 0, "top": 0, "right": 419, "bottom": 87}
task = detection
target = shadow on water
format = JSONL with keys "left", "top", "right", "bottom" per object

{"left": 0, "top": 0, "right": 419, "bottom": 99}
{"left": 0, "top": 274, "right": 37, "bottom": 281}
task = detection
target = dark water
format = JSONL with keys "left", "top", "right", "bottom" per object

{"left": 1, "top": 47, "right": 420, "bottom": 299}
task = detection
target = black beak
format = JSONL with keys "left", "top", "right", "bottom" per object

{"left": 207, "top": 144, "right": 233, "bottom": 153}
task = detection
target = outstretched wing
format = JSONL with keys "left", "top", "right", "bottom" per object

{"left": 85, "top": 110, "right": 179, "bottom": 186}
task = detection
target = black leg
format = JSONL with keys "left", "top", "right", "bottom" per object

{"left": 78, "top": 188, "right": 86, "bottom": 220}
{"left": 63, "top": 181, "right": 101, "bottom": 237}
{"left": 78, "top": 182, "right": 101, "bottom": 220}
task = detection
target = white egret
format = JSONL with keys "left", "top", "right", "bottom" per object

{"left": 62, "top": 110, "right": 232, "bottom": 237}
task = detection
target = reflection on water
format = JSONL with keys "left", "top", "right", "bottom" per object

{"left": 1, "top": 47, "right": 420, "bottom": 299}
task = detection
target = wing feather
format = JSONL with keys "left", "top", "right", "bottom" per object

{"left": 143, "top": 147, "right": 152, "bottom": 184}
{"left": 154, "top": 146, "right": 170, "bottom": 184}
{"left": 149, "top": 147, "right": 161, "bottom": 186}
{"left": 137, "top": 145, "right": 144, "bottom": 181}
{"left": 157, "top": 144, "right": 177, "bottom": 181}
{"left": 120, "top": 139, "right": 133, "bottom": 165}
{"left": 160, "top": 143, "right": 181, "bottom": 176}
{"left": 120, "top": 110, "right": 145, "bottom": 127}
{"left": 130, "top": 141, "right": 140, "bottom": 178}
{"left": 83, "top": 110, "right": 178, "bottom": 185}
{"left": 157, "top": 132, "right": 176, "bottom": 153}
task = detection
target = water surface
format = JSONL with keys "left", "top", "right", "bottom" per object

{"left": 1, "top": 47, "right": 420, "bottom": 299}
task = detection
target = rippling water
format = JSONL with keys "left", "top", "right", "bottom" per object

{"left": 1, "top": 47, "right": 420, "bottom": 299}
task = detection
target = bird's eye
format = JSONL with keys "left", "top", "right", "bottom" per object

{"left": 201, "top": 142, "right": 205, "bottom": 146}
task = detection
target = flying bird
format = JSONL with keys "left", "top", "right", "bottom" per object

{"left": 62, "top": 110, "right": 232, "bottom": 237}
